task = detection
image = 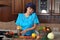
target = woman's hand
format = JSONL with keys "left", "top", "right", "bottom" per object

{"left": 20, "top": 30, "right": 28, "bottom": 34}
{"left": 17, "top": 26, "right": 22, "bottom": 30}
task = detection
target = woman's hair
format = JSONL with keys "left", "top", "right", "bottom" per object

{"left": 24, "top": 3, "right": 36, "bottom": 13}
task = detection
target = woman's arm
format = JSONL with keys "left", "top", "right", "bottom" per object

{"left": 26, "top": 24, "right": 37, "bottom": 31}
{"left": 20, "top": 24, "right": 37, "bottom": 34}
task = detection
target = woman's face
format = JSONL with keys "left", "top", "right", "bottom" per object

{"left": 27, "top": 7, "right": 34, "bottom": 14}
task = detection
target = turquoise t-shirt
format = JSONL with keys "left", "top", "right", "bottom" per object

{"left": 15, "top": 13, "right": 39, "bottom": 36}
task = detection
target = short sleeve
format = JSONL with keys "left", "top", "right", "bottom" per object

{"left": 15, "top": 13, "right": 21, "bottom": 26}
{"left": 34, "top": 13, "right": 39, "bottom": 24}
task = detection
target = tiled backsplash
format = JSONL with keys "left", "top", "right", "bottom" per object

{"left": 0, "top": 21, "right": 60, "bottom": 32}
{"left": 0, "top": 21, "right": 60, "bottom": 40}
{"left": 39, "top": 23, "right": 60, "bottom": 32}
{"left": 0, "top": 20, "right": 17, "bottom": 30}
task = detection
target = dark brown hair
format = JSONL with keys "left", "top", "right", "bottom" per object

{"left": 24, "top": 3, "right": 36, "bottom": 13}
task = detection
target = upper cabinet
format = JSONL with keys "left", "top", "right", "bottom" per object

{"left": 52, "top": 0, "right": 60, "bottom": 15}
{"left": 0, "top": 0, "right": 17, "bottom": 22}
{"left": 12, "top": 0, "right": 35, "bottom": 14}
{"left": 36, "top": 0, "right": 51, "bottom": 15}
{"left": 0, "top": 0, "right": 10, "bottom": 6}
{"left": 12, "top": 0, "right": 22, "bottom": 14}
{"left": 36, "top": 0, "right": 60, "bottom": 15}
{"left": 21, "top": 0, "right": 35, "bottom": 13}
{"left": 11, "top": 0, "right": 60, "bottom": 15}
{"left": 0, "top": 0, "right": 36, "bottom": 22}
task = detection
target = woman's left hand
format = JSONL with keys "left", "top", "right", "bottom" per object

{"left": 20, "top": 30, "right": 28, "bottom": 34}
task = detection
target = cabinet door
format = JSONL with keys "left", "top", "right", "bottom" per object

{"left": 15, "top": 0, "right": 22, "bottom": 13}
{"left": 0, "top": 0, "right": 11, "bottom": 22}
{"left": 36, "top": 0, "right": 51, "bottom": 15}
{"left": 22, "top": 0, "right": 34, "bottom": 13}
{"left": 0, "top": 0, "right": 10, "bottom": 6}
{"left": 52, "top": 0, "right": 60, "bottom": 15}
{"left": 0, "top": 0, "right": 17, "bottom": 22}
{"left": 12, "top": 0, "right": 34, "bottom": 14}
{"left": 12, "top": 0, "right": 22, "bottom": 14}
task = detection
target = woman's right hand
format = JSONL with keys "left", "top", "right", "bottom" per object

{"left": 20, "top": 30, "right": 27, "bottom": 34}
{"left": 17, "top": 26, "right": 22, "bottom": 30}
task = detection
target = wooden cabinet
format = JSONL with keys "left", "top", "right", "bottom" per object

{"left": 0, "top": 0, "right": 60, "bottom": 23}
{"left": 36, "top": 0, "right": 60, "bottom": 15}
{"left": 12, "top": 0, "right": 22, "bottom": 14}
{"left": 0, "top": 0, "right": 35, "bottom": 22}
{"left": 36, "top": 0, "right": 51, "bottom": 15}
{"left": 12, "top": 0, "right": 35, "bottom": 14}
{"left": 0, "top": 0, "right": 10, "bottom": 6}
{"left": 52, "top": 0, "right": 60, "bottom": 15}
{"left": 0, "top": 0, "right": 17, "bottom": 22}
{"left": 22, "top": 0, "right": 34, "bottom": 13}
{"left": 0, "top": 0, "right": 11, "bottom": 22}
{"left": 36, "top": 0, "right": 60, "bottom": 23}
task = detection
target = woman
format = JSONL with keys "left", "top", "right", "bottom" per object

{"left": 15, "top": 3, "right": 39, "bottom": 36}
